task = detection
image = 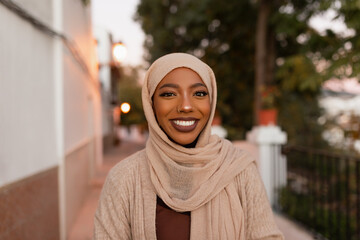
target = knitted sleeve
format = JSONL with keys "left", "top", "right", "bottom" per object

{"left": 93, "top": 170, "right": 132, "bottom": 240}
{"left": 236, "top": 162, "right": 284, "bottom": 240}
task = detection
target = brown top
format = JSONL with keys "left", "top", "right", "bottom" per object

{"left": 156, "top": 196, "right": 190, "bottom": 240}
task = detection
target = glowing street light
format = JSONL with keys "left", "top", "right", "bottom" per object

{"left": 112, "top": 42, "right": 127, "bottom": 64}
{"left": 120, "top": 102, "right": 131, "bottom": 114}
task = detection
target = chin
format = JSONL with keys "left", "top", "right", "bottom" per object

{"left": 174, "top": 139, "right": 194, "bottom": 146}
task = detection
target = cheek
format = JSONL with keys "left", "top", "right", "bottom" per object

{"left": 201, "top": 101, "right": 211, "bottom": 119}
{"left": 153, "top": 100, "right": 172, "bottom": 123}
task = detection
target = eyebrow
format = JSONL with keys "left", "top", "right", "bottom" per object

{"left": 159, "top": 83, "right": 179, "bottom": 89}
{"left": 158, "top": 82, "right": 207, "bottom": 89}
{"left": 191, "top": 83, "right": 207, "bottom": 88}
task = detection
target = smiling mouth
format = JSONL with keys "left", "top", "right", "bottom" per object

{"left": 173, "top": 120, "right": 195, "bottom": 126}
{"left": 171, "top": 119, "right": 198, "bottom": 132}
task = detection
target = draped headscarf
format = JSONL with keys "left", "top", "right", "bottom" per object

{"left": 142, "top": 53, "right": 254, "bottom": 239}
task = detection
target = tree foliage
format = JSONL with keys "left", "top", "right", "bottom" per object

{"left": 135, "top": 0, "right": 358, "bottom": 146}
{"left": 135, "top": 0, "right": 257, "bottom": 139}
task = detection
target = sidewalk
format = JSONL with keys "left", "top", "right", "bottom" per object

{"left": 274, "top": 214, "right": 313, "bottom": 240}
{"left": 68, "top": 140, "right": 145, "bottom": 240}
{"left": 68, "top": 140, "right": 313, "bottom": 240}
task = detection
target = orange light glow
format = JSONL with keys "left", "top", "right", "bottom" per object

{"left": 120, "top": 102, "right": 131, "bottom": 114}
{"left": 112, "top": 42, "right": 127, "bottom": 64}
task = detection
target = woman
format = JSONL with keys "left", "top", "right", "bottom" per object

{"left": 94, "top": 53, "right": 284, "bottom": 239}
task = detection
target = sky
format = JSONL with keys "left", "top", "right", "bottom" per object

{"left": 91, "top": 0, "right": 145, "bottom": 66}
{"left": 309, "top": 8, "right": 354, "bottom": 37}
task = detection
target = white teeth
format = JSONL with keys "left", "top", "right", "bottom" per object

{"left": 173, "top": 120, "right": 195, "bottom": 126}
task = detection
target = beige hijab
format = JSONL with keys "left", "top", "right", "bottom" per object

{"left": 142, "top": 53, "right": 254, "bottom": 239}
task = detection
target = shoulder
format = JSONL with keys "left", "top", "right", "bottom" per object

{"left": 95, "top": 151, "right": 148, "bottom": 239}
{"left": 230, "top": 144, "right": 261, "bottom": 190}
{"left": 229, "top": 141, "right": 257, "bottom": 173}
{"left": 104, "top": 149, "right": 147, "bottom": 192}
{"left": 238, "top": 161, "right": 259, "bottom": 180}
{"left": 234, "top": 159, "right": 265, "bottom": 200}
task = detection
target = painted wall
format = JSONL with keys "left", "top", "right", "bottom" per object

{"left": 61, "top": 0, "right": 102, "bottom": 237}
{"left": 0, "top": 1, "right": 57, "bottom": 187}
{"left": 63, "top": 0, "right": 101, "bottom": 155}
{"left": 0, "top": 0, "right": 60, "bottom": 238}
{"left": 0, "top": 0, "right": 102, "bottom": 239}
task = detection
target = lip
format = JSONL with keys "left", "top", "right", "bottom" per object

{"left": 170, "top": 118, "right": 198, "bottom": 132}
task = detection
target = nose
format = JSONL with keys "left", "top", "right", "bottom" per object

{"left": 177, "top": 93, "right": 193, "bottom": 113}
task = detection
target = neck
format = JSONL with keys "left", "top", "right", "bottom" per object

{"left": 182, "top": 137, "right": 198, "bottom": 148}
{"left": 168, "top": 134, "right": 199, "bottom": 148}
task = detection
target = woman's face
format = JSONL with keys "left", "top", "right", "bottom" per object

{"left": 153, "top": 67, "right": 211, "bottom": 146}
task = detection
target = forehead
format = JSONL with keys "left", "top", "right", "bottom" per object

{"left": 158, "top": 67, "right": 205, "bottom": 87}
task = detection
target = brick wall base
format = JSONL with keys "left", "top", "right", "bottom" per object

{"left": 0, "top": 167, "right": 59, "bottom": 240}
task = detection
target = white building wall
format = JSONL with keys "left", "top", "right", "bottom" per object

{"left": 0, "top": 0, "right": 102, "bottom": 238}
{"left": 0, "top": 0, "right": 102, "bottom": 237}
{"left": 0, "top": 1, "right": 57, "bottom": 186}
{"left": 12, "top": 0, "right": 53, "bottom": 24}
{"left": 62, "top": 0, "right": 101, "bottom": 154}
{"left": 61, "top": 0, "right": 102, "bottom": 237}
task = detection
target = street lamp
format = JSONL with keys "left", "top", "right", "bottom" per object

{"left": 112, "top": 42, "right": 127, "bottom": 64}
{"left": 97, "top": 41, "right": 127, "bottom": 68}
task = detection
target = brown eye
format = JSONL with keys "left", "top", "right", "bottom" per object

{"left": 194, "top": 91, "right": 208, "bottom": 97}
{"left": 159, "top": 92, "right": 176, "bottom": 97}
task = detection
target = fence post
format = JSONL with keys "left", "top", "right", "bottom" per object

{"left": 246, "top": 126, "right": 287, "bottom": 207}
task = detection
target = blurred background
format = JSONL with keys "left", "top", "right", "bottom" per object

{"left": 0, "top": 0, "right": 359, "bottom": 239}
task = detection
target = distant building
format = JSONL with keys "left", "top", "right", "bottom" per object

{"left": 94, "top": 26, "right": 121, "bottom": 151}
{"left": 0, "top": 1, "right": 102, "bottom": 239}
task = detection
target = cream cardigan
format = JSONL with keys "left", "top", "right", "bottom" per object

{"left": 94, "top": 149, "right": 284, "bottom": 240}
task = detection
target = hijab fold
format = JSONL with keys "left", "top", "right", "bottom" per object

{"left": 142, "top": 53, "right": 254, "bottom": 239}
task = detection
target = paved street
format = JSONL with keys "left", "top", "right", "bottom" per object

{"left": 69, "top": 140, "right": 313, "bottom": 240}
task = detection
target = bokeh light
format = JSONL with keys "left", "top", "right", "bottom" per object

{"left": 120, "top": 102, "right": 131, "bottom": 114}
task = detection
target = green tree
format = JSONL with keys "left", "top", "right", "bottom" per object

{"left": 331, "top": 0, "right": 360, "bottom": 79}
{"left": 265, "top": 0, "right": 338, "bottom": 147}
{"left": 135, "top": 0, "right": 258, "bottom": 139}
{"left": 135, "top": 0, "right": 353, "bottom": 146}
